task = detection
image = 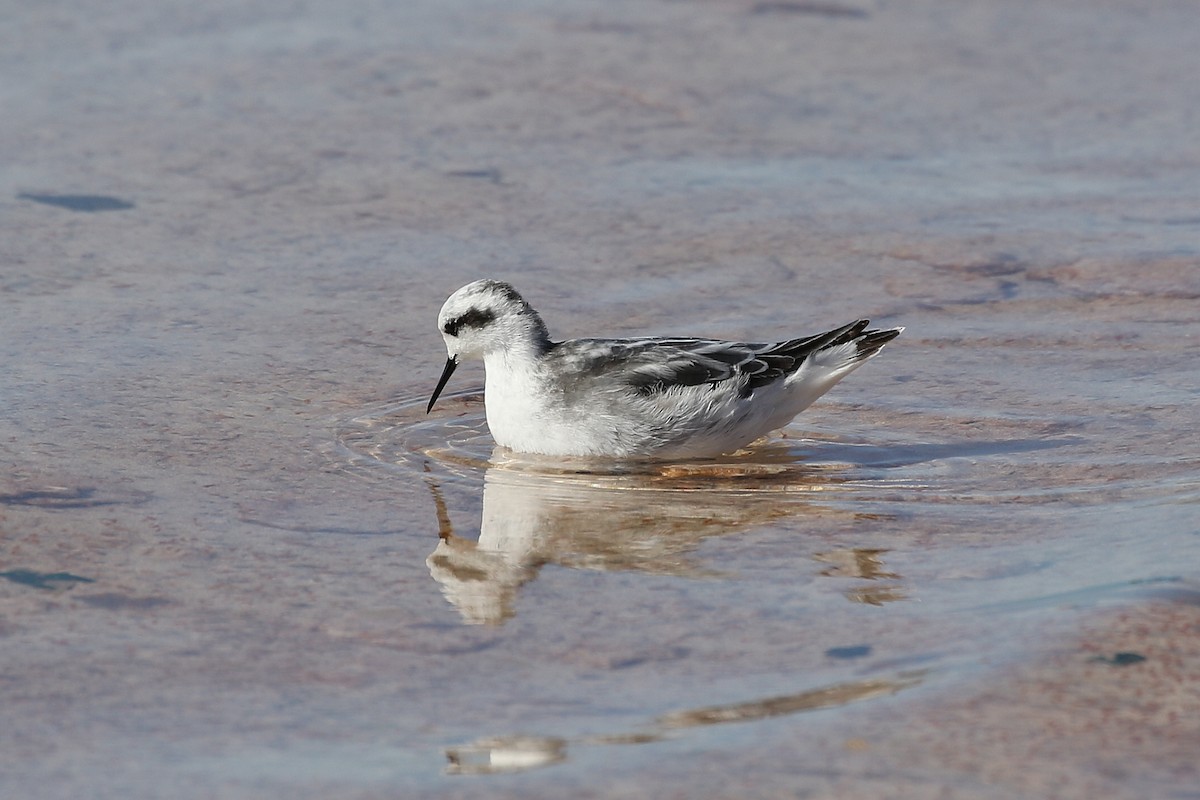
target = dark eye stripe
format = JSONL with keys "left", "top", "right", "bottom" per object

{"left": 442, "top": 307, "right": 496, "bottom": 336}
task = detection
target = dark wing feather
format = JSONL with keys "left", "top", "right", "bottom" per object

{"left": 741, "top": 320, "right": 873, "bottom": 389}
{"left": 548, "top": 320, "right": 897, "bottom": 398}
{"left": 624, "top": 340, "right": 770, "bottom": 396}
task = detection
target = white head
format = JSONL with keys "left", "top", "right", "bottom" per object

{"left": 427, "top": 280, "right": 551, "bottom": 413}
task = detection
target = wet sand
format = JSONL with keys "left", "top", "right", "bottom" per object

{"left": 3, "top": 0, "right": 1199, "bottom": 797}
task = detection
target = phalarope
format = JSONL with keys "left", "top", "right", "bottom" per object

{"left": 428, "top": 279, "right": 902, "bottom": 459}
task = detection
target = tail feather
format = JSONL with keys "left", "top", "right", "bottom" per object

{"left": 785, "top": 322, "right": 902, "bottom": 385}
{"left": 774, "top": 319, "right": 870, "bottom": 357}
{"left": 765, "top": 321, "right": 902, "bottom": 421}
{"left": 850, "top": 326, "right": 904, "bottom": 363}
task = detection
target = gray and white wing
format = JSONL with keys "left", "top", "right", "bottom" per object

{"left": 547, "top": 321, "right": 898, "bottom": 398}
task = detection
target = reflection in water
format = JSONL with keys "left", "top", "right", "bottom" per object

{"left": 657, "top": 672, "right": 924, "bottom": 728}
{"left": 445, "top": 736, "right": 567, "bottom": 775}
{"left": 814, "top": 548, "right": 907, "bottom": 605}
{"left": 444, "top": 672, "right": 924, "bottom": 775}
{"left": 814, "top": 548, "right": 898, "bottom": 579}
{"left": 336, "top": 390, "right": 1114, "bottom": 509}
{"left": 426, "top": 453, "right": 855, "bottom": 625}
{"left": 846, "top": 584, "right": 908, "bottom": 606}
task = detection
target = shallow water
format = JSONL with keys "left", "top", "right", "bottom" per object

{"left": 3, "top": 0, "right": 1200, "bottom": 797}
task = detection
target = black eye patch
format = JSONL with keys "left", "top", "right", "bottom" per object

{"left": 442, "top": 307, "right": 496, "bottom": 337}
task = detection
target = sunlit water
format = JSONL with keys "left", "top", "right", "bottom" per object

{"left": 6, "top": 0, "right": 1200, "bottom": 795}
{"left": 337, "top": 388, "right": 1197, "bottom": 506}
{"left": 331, "top": 371, "right": 1200, "bottom": 774}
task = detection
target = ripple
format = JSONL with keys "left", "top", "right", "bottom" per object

{"left": 331, "top": 390, "right": 1199, "bottom": 506}
{"left": 334, "top": 390, "right": 907, "bottom": 499}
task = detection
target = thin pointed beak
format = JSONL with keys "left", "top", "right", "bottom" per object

{"left": 427, "top": 356, "right": 458, "bottom": 413}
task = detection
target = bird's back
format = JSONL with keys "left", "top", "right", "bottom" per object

{"left": 498, "top": 322, "right": 900, "bottom": 458}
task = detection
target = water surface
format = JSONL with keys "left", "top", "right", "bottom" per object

{"left": 3, "top": 0, "right": 1199, "bottom": 797}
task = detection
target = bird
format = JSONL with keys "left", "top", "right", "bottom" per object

{"left": 427, "top": 279, "right": 902, "bottom": 460}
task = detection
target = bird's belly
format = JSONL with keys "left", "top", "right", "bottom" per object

{"left": 482, "top": 373, "right": 812, "bottom": 459}
{"left": 484, "top": 376, "right": 643, "bottom": 457}
{"left": 481, "top": 381, "right": 530, "bottom": 451}
{"left": 483, "top": 374, "right": 583, "bottom": 456}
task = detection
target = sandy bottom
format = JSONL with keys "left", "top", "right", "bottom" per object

{"left": 2, "top": 0, "right": 1199, "bottom": 797}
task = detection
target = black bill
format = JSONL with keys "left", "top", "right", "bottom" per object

{"left": 426, "top": 356, "right": 458, "bottom": 413}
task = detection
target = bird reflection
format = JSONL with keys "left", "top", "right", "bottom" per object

{"left": 426, "top": 450, "right": 853, "bottom": 625}
{"left": 813, "top": 548, "right": 897, "bottom": 579}
{"left": 813, "top": 548, "right": 906, "bottom": 605}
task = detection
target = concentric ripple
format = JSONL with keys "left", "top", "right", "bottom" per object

{"left": 331, "top": 390, "right": 1198, "bottom": 505}
{"left": 333, "top": 389, "right": 868, "bottom": 496}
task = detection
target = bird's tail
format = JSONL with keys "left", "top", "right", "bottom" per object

{"left": 847, "top": 324, "right": 904, "bottom": 364}
{"left": 782, "top": 321, "right": 902, "bottom": 407}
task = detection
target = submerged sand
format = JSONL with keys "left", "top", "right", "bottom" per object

{"left": 2, "top": 0, "right": 1199, "bottom": 797}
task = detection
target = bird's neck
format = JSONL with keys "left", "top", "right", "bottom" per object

{"left": 484, "top": 339, "right": 545, "bottom": 374}
{"left": 494, "top": 313, "right": 553, "bottom": 365}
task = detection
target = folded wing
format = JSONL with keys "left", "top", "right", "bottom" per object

{"left": 549, "top": 320, "right": 898, "bottom": 399}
